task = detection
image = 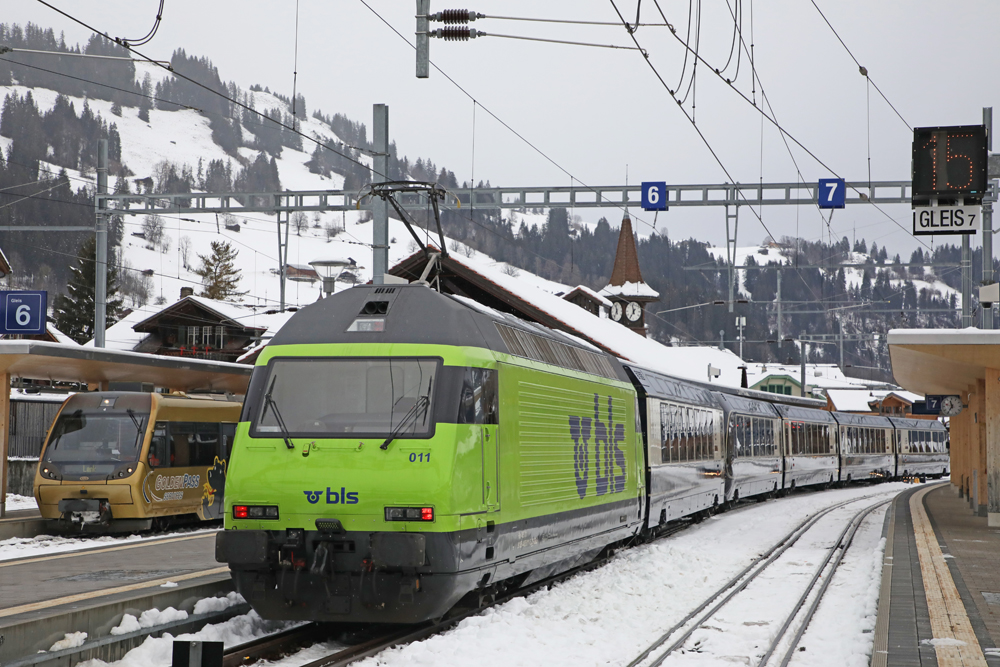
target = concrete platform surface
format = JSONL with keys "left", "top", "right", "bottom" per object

{"left": 879, "top": 482, "right": 1000, "bottom": 667}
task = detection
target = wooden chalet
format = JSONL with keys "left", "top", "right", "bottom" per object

{"left": 129, "top": 295, "right": 265, "bottom": 362}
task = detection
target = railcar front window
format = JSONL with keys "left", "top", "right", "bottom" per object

{"left": 255, "top": 358, "right": 439, "bottom": 437}
{"left": 43, "top": 410, "right": 148, "bottom": 473}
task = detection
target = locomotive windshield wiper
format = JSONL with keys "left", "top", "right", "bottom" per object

{"left": 381, "top": 393, "right": 431, "bottom": 451}
{"left": 126, "top": 408, "right": 145, "bottom": 452}
{"left": 263, "top": 375, "right": 295, "bottom": 450}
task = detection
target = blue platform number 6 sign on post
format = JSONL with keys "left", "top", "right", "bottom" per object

{"left": 818, "top": 178, "right": 846, "bottom": 209}
{"left": 1, "top": 291, "right": 47, "bottom": 335}
{"left": 641, "top": 182, "right": 668, "bottom": 211}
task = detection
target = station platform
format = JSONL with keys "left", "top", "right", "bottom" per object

{"left": 874, "top": 482, "right": 1000, "bottom": 667}
{"left": 0, "top": 531, "right": 229, "bottom": 663}
{"left": 0, "top": 508, "right": 44, "bottom": 540}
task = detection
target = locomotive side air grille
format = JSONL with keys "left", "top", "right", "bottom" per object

{"left": 373, "top": 287, "right": 397, "bottom": 294}
{"left": 495, "top": 323, "right": 617, "bottom": 380}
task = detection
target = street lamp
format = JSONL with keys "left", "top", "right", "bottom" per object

{"left": 309, "top": 253, "right": 354, "bottom": 298}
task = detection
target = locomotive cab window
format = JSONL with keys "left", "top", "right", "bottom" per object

{"left": 252, "top": 357, "right": 440, "bottom": 438}
{"left": 44, "top": 408, "right": 150, "bottom": 475}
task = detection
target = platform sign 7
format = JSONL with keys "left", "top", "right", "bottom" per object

{"left": 818, "top": 178, "right": 846, "bottom": 209}
{"left": 641, "top": 182, "right": 668, "bottom": 211}
{"left": 1, "top": 291, "right": 47, "bottom": 335}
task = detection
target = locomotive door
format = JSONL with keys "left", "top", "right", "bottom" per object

{"left": 483, "top": 423, "right": 500, "bottom": 512}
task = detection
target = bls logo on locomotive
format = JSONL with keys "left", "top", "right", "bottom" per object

{"left": 303, "top": 487, "right": 360, "bottom": 505}
{"left": 568, "top": 394, "right": 627, "bottom": 499}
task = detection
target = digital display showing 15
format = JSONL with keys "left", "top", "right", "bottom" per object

{"left": 911, "top": 125, "right": 987, "bottom": 201}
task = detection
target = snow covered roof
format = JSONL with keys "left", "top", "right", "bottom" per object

{"left": 600, "top": 281, "right": 660, "bottom": 300}
{"left": 561, "top": 285, "right": 612, "bottom": 308}
{"left": 744, "top": 363, "right": 873, "bottom": 391}
{"left": 389, "top": 251, "right": 746, "bottom": 387}
{"left": 825, "top": 389, "right": 879, "bottom": 412}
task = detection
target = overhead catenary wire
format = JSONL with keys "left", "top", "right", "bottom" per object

{"left": 642, "top": 1, "right": 930, "bottom": 254}
{"left": 355, "top": 0, "right": 660, "bottom": 235}
{"left": 25, "top": 1, "right": 616, "bottom": 278}
{"left": 807, "top": 0, "right": 910, "bottom": 130}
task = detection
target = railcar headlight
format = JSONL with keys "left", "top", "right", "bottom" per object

{"left": 384, "top": 506, "right": 434, "bottom": 521}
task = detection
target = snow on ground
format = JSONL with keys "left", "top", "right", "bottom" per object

{"left": 76, "top": 610, "right": 305, "bottom": 667}
{"left": 4, "top": 493, "right": 38, "bottom": 511}
{"left": 230, "top": 482, "right": 912, "bottom": 667}
{"left": 0, "top": 527, "right": 217, "bottom": 562}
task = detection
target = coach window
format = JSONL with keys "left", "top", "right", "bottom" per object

{"left": 222, "top": 423, "right": 236, "bottom": 458}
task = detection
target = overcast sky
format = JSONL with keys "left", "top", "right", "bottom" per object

{"left": 8, "top": 1, "right": 1000, "bottom": 256}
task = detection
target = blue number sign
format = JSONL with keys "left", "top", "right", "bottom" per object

{"left": 641, "top": 182, "right": 668, "bottom": 211}
{"left": 818, "top": 178, "right": 846, "bottom": 209}
{"left": 1, "top": 291, "right": 47, "bottom": 335}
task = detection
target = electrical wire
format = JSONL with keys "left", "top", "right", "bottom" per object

{"left": 354, "top": 0, "right": 659, "bottom": 235}
{"left": 32, "top": 0, "right": 382, "bottom": 183}
{"left": 643, "top": 2, "right": 930, "bottom": 254}
{"left": 117, "top": 0, "right": 164, "bottom": 48}
{"left": 807, "top": 0, "right": 910, "bottom": 130}
{"left": 482, "top": 32, "right": 643, "bottom": 52}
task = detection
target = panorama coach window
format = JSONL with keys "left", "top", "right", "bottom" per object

{"left": 659, "top": 402, "right": 716, "bottom": 464}
{"left": 255, "top": 358, "right": 439, "bottom": 437}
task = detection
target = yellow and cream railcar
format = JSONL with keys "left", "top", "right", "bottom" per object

{"left": 34, "top": 391, "right": 241, "bottom": 532}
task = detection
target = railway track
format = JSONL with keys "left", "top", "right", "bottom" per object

{"left": 627, "top": 492, "right": 892, "bottom": 667}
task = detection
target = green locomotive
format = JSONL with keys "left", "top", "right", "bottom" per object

{"left": 215, "top": 284, "right": 645, "bottom": 623}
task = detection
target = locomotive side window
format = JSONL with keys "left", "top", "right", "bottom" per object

{"left": 458, "top": 368, "right": 498, "bottom": 425}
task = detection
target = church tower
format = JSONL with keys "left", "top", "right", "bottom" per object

{"left": 601, "top": 212, "right": 659, "bottom": 336}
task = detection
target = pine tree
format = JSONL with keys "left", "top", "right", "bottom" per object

{"left": 194, "top": 241, "right": 247, "bottom": 301}
{"left": 53, "top": 235, "right": 125, "bottom": 344}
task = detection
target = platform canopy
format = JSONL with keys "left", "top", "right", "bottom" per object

{"left": 888, "top": 329, "right": 1000, "bottom": 396}
{"left": 0, "top": 340, "right": 252, "bottom": 394}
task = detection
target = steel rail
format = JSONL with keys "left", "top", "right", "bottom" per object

{"left": 628, "top": 491, "right": 894, "bottom": 667}
{"left": 762, "top": 499, "right": 890, "bottom": 667}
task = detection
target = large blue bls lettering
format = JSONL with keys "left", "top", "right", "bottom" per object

{"left": 568, "top": 394, "right": 628, "bottom": 499}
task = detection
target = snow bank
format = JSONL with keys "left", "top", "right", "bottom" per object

{"left": 50, "top": 632, "right": 88, "bottom": 651}
{"left": 193, "top": 592, "right": 245, "bottom": 616}
{"left": 76, "top": 611, "right": 301, "bottom": 667}
{"left": 110, "top": 608, "right": 188, "bottom": 636}
{"left": 4, "top": 493, "right": 38, "bottom": 511}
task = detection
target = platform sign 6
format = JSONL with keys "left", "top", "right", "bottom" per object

{"left": 1, "top": 291, "right": 47, "bottom": 335}
{"left": 818, "top": 179, "right": 846, "bottom": 209}
{"left": 641, "top": 182, "right": 668, "bottom": 211}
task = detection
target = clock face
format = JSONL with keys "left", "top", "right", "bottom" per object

{"left": 625, "top": 301, "right": 642, "bottom": 322}
{"left": 940, "top": 395, "right": 964, "bottom": 417}
{"left": 610, "top": 302, "right": 623, "bottom": 322}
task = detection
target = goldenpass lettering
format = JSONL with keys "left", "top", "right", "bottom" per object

{"left": 154, "top": 473, "right": 200, "bottom": 491}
